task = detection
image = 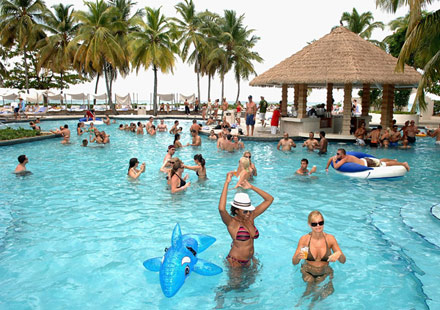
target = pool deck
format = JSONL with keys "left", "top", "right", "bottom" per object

{"left": 2, "top": 112, "right": 439, "bottom": 143}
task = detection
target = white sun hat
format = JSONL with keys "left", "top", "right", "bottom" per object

{"left": 231, "top": 193, "right": 255, "bottom": 211}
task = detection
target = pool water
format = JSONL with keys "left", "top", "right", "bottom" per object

{"left": 0, "top": 119, "right": 439, "bottom": 310}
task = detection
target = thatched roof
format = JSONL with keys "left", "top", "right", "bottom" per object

{"left": 250, "top": 27, "right": 421, "bottom": 89}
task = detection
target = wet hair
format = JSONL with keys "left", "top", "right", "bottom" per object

{"left": 320, "top": 131, "right": 325, "bottom": 137}
{"left": 174, "top": 120, "right": 179, "bottom": 124}
{"left": 137, "top": 122, "right": 141, "bottom": 126}
{"left": 18, "top": 155, "right": 26, "bottom": 163}
{"left": 226, "top": 134, "right": 232, "bottom": 141}
{"left": 119, "top": 124, "right": 123, "bottom": 128}
{"left": 128, "top": 158, "right": 139, "bottom": 173}
{"left": 151, "top": 125, "right": 156, "bottom": 130}
{"left": 308, "top": 210, "right": 324, "bottom": 224}
{"left": 77, "top": 123, "right": 82, "bottom": 128}
{"left": 64, "top": 124, "right": 68, "bottom": 129}
{"left": 338, "top": 148, "right": 346, "bottom": 155}
{"left": 194, "top": 154, "right": 205, "bottom": 167}
{"left": 82, "top": 139, "right": 88, "bottom": 146}
{"left": 301, "top": 158, "right": 309, "bottom": 164}
{"left": 174, "top": 134, "right": 180, "bottom": 144}
{"left": 178, "top": 127, "right": 183, "bottom": 131}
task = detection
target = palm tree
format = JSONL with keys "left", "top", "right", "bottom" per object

{"left": 70, "top": 0, "right": 126, "bottom": 113}
{"left": 129, "top": 7, "right": 178, "bottom": 115}
{"left": 340, "top": 8, "right": 385, "bottom": 48}
{"left": 174, "top": 0, "right": 206, "bottom": 101}
{"left": 377, "top": 0, "right": 439, "bottom": 111}
{"left": 0, "top": 0, "right": 48, "bottom": 93}
{"left": 38, "top": 4, "right": 78, "bottom": 92}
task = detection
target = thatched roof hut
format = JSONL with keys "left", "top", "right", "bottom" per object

{"left": 250, "top": 26, "right": 420, "bottom": 89}
{"left": 250, "top": 27, "right": 421, "bottom": 134}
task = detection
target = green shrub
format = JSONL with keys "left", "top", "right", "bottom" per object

{"left": 0, "top": 127, "right": 40, "bottom": 141}
{"left": 371, "top": 110, "right": 416, "bottom": 115}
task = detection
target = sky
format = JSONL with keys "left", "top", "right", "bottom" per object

{"left": 43, "top": 0, "right": 440, "bottom": 103}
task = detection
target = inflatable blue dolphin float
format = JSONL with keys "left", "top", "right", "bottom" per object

{"left": 143, "top": 223, "right": 223, "bottom": 297}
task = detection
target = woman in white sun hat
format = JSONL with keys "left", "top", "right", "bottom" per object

{"left": 218, "top": 172, "right": 274, "bottom": 267}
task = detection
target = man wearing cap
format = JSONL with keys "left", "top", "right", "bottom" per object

{"left": 163, "top": 145, "right": 176, "bottom": 164}
{"left": 245, "top": 95, "right": 257, "bottom": 136}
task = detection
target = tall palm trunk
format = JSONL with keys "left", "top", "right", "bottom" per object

{"left": 60, "top": 71, "right": 64, "bottom": 92}
{"left": 207, "top": 74, "right": 211, "bottom": 101}
{"left": 93, "top": 74, "right": 100, "bottom": 107}
{"left": 221, "top": 73, "right": 225, "bottom": 102}
{"left": 235, "top": 77, "right": 240, "bottom": 103}
{"left": 23, "top": 46, "right": 29, "bottom": 94}
{"left": 196, "top": 60, "right": 201, "bottom": 101}
{"left": 153, "top": 64, "right": 158, "bottom": 116}
{"left": 104, "top": 63, "right": 117, "bottom": 114}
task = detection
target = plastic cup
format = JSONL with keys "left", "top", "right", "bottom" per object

{"left": 301, "top": 246, "right": 309, "bottom": 259}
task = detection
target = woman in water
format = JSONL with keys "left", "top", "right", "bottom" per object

{"left": 232, "top": 157, "right": 253, "bottom": 188}
{"left": 169, "top": 160, "right": 191, "bottom": 193}
{"left": 218, "top": 173, "right": 273, "bottom": 267}
{"left": 127, "top": 158, "right": 145, "bottom": 179}
{"left": 243, "top": 151, "right": 257, "bottom": 178}
{"left": 184, "top": 154, "right": 207, "bottom": 179}
{"left": 292, "top": 210, "right": 345, "bottom": 300}
{"left": 77, "top": 123, "right": 84, "bottom": 135}
{"left": 174, "top": 133, "right": 183, "bottom": 148}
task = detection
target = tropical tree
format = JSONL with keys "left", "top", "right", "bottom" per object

{"left": 129, "top": 7, "right": 178, "bottom": 115}
{"left": 70, "top": 0, "right": 127, "bottom": 112}
{"left": 340, "top": 8, "right": 385, "bottom": 48}
{"left": 37, "top": 4, "right": 78, "bottom": 92}
{"left": 377, "top": 0, "right": 440, "bottom": 111}
{"left": 174, "top": 0, "right": 206, "bottom": 101}
{"left": 0, "top": 0, "right": 48, "bottom": 93}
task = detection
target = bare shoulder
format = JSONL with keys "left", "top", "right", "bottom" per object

{"left": 325, "top": 233, "right": 337, "bottom": 243}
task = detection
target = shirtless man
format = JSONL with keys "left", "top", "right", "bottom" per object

{"left": 389, "top": 126, "right": 401, "bottom": 147}
{"left": 163, "top": 145, "right": 176, "bottom": 164}
{"left": 277, "top": 132, "right": 296, "bottom": 151}
{"left": 354, "top": 122, "right": 367, "bottom": 146}
{"left": 169, "top": 120, "right": 179, "bottom": 134}
{"left": 60, "top": 124, "right": 70, "bottom": 144}
{"left": 295, "top": 158, "right": 317, "bottom": 175}
{"left": 190, "top": 119, "right": 201, "bottom": 133}
{"left": 221, "top": 134, "right": 236, "bottom": 152}
{"left": 136, "top": 122, "right": 144, "bottom": 134}
{"left": 14, "top": 155, "right": 28, "bottom": 173}
{"left": 400, "top": 120, "right": 410, "bottom": 138}
{"left": 303, "top": 132, "right": 319, "bottom": 151}
{"left": 221, "top": 98, "right": 228, "bottom": 120}
{"left": 206, "top": 116, "right": 215, "bottom": 126}
{"left": 157, "top": 119, "right": 167, "bottom": 132}
{"left": 427, "top": 124, "right": 440, "bottom": 145}
{"left": 146, "top": 117, "right": 154, "bottom": 131}
{"left": 325, "top": 148, "right": 410, "bottom": 171}
{"left": 187, "top": 130, "right": 201, "bottom": 146}
{"left": 380, "top": 128, "right": 390, "bottom": 148}
{"left": 233, "top": 135, "right": 244, "bottom": 150}
{"left": 367, "top": 126, "right": 381, "bottom": 147}
{"left": 213, "top": 99, "right": 219, "bottom": 119}
{"left": 104, "top": 115, "right": 110, "bottom": 125}
{"left": 217, "top": 132, "right": 226, "bottom": 149}
{"left": 208, "top": 130, "right": 217, "bottom": 140}
{"left": 406, "top": 120, "right": 419, "bottom": 143}
{"left": 317, "top": 131, "right": 328, "bottom": 154}
{"left": 245, "top": 95, "right": 257, "bottom": 136}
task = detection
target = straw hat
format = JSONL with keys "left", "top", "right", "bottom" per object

{"left": 231, "top": 193, "right": 255, "bottom": 211}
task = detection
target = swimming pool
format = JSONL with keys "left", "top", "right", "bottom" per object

{"left": 0, "top": 119, "right": 439, "bottom": 309}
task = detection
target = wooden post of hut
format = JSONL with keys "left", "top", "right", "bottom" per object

{"left": 281, "top": 84, "right": 288, "bottom": 117}
{"left": 361, "top": 84, "right": 370, "bottom": 116}
{"left": 342, "top": 83, "right": 352, "bottom": 135}
{"left": 326, "top": 83, "right": 333, "bottom": 113}
{"left": 297, "top": 84, "right": 307, "bottom": 119}
{"left": 381, "top": 84, "right": 395, "bottom": 129}
{"left": 294, "top": 84, "right": 299, "bottom": 114}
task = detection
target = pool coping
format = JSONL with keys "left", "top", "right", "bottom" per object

{"left": 430, "top": 204, "right": 440, "bottom": 221}
{"left": 0, "top": 132, "right": 60, "bottom": 146}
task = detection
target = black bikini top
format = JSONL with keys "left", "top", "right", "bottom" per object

{"left": 306, "top": 233, "right": 331, "bottom": 262}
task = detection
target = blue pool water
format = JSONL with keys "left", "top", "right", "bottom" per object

{"left": 0, "top": 119, "right": 439, "bottom": 309}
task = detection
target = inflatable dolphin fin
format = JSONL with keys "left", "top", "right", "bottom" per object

{"left": 184, "top": 234, "right": 216, "bottom": 253}
{"left": 172, "top": 224, "right": 182, "bottom": 248}
{"left": 193, "top": 258, "right": 223, "bottom": 276}
{"left": 143, "top": 257, "right": 162, "bottom": 272}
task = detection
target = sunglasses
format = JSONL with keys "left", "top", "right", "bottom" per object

{"left": 242, "top": 210, "right": 253, "bottom": 214}
{"left": 336, "top": 153, "right": 341, "bottom": 156}
{"left": 311, "top": 221, "right": 324, "bottom": 227}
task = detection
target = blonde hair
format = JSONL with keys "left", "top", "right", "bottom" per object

{"left": 308, "top": 210, "right": 324, "bottom": 224}
{"left": 243, "top": 150, "right": 251, "bottom": 157}
{"left": 239, "top": 157, "right": 250, "bottom": 172}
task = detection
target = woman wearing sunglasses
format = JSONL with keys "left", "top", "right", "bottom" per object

{"left": 218, "top": 172, "right": 274, "bottom": 267}
{"left": 292, "top": 211, "right": 345, "bottom": 285}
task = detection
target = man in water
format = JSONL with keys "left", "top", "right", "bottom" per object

{"left": 316, "top": 131, "right": 328, "bottom": 154}
{"left": 277, "top": 132, "right": 296, "bottom": 151}
{"left": 295, "top": 158, "right": 317, "bottom": 175}
{"left": 136, "top": 122, "right": 144, "bottom": 135}
{"left": 245, "top": 95, "right": 257, "bottom": 136}
{"left": 60, "top": 124, "right": 70, "bottom": 144}
{"left": 354, "top": 122, "right": 367, "bottom": 146}
{"left": 169, "top": 120, "right": 179, "bottom": 134}
{"left": 367, "top": 126, "right": 381, "bottom": 147}
{"left": 187, "top": 130, "right": 202, "bottom": 146}
{"left": 325, "top": 148, "right": 410, "bottom": 171}
{"left": 157, "top": 119, "right": 167, "bottom": 132}
{"left": 428, "top": 124, "right": 440, "bottom": 144}
{"left": 190, "top": 119, "right": 201, "bottom": 133}
{"left": 389, "top": 126, "right": 401, "bottom": 147}
{"left": 163, "top": 145, "right": 175, "bottom": 164}
{"left": 14, "top": 155, "right": 28, "bottom": 173}
{"left": 146, "top": 117, "right": 154, "bottom": 131}
{"left": 406, "top": 120, "right": 420, "bottom": 143}
{"left": 303, "top": 132, "right": 319, "bottom": 151}
{"left": 81, "top": 139, "right": 88, "bottom": 147}
{"left": 258, "top": 96, "right": 268, "bottom": 127}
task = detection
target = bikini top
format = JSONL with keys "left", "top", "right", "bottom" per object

{"left": 306, "top": 233, "right": 331, "bottom": 262}
{"left": 236, "top": 225, "right": 259, "bottom": 241}
{"left": 176, "top": 174, "right": 186, "bottom": 188}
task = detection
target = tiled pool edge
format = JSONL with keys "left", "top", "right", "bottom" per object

{"left": 0, "top": 133, "right": 60, "bottom": 146}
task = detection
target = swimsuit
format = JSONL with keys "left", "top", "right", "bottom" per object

{"left": 246, "top": 114, "right": 255, "bottom": 126}
{"left": 176, "top": 174, "right": 186, "bottom": 188}
{"left": 407, "top": 136, "right": 416, "bottom": 143}
{"left": 236, "top": 225, "right": 259, "bottom": 241}
{"left": 370, "top": 141, "right": 378, "bottom": 147}
{"left": 226, "top": 255, "right": 250, "bottom": 266}
{"left": 306, "top": 233, "right": 331, "bottom": 262}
